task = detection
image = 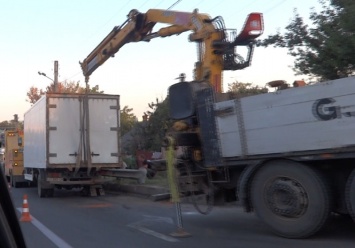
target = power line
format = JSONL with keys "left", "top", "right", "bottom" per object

{"left": 193, "top": 0, "right": 205, "bottom": 9}
{"left": 94, "top": 0, "right": 132, "bottom": 32}
{"left": 80, "top": 0, "right": 131, "bottom": 47}
{"left": 231, "top": 0, "right": 263, "bottom": 15}
{"left": 153, "top": 0, "right": 165, "bottom": 8}
{"left": 206, "top": 0, "right": 227, "bottom": 12}
{"left": 137, "top": 0, "right": 149, "bottom": 10}
{"left": 264, "top": 0, "right": 287, "bottom": 14}
{"left": 63, "top": 71, "right": 82, "bottom": 81}
{"left": 167, "top": 0, "right": 183, "bottom": 10}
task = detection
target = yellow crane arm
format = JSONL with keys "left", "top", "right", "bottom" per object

{"left": 80, "top": 8, "right": 264, "bottom": 92}
{"left": 80, "top": 9, "right": 214, "bottom": 80}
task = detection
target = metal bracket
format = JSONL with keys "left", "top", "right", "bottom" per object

{"left": 91, "top": 152, "right": 100, "bottom": 157}
{"left": 234, "top": 98, "right": 248, "bottom": 157}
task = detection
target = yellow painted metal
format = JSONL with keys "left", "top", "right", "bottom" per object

{"left": 12, "top": 166, "right": 23, "bottom": 175}
{"left": 4, "top": 130, "right": 24, "bottom": 178}
{"left": 80, "top": 9, "right": 225, "bottom": 93}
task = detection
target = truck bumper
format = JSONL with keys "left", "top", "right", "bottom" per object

{"left": 46, "top": 177, "right": 115, "bottom": 185}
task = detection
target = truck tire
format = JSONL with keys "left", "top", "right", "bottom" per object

{"left": 46, "top": 188, "right": 54, "bottom": 198}
{"left": 37, "top": 170, "right": 55, "bottom": 197}
{"left": 346, "top": 168, "right": 355, "bottom": 222}
{"left": 10, "top": 172, "right": 18, "bottom": 188}
{"left": 37, "top": 173, "right": 46, "bottom": 198}
{"left": 250, "top": 160, "right": 331, "bottom": 238}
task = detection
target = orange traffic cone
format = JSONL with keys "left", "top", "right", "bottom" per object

{"left": 20, "top": 194, "right": 32, "bottom": 222}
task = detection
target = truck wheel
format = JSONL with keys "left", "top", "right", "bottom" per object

{"left": 251, "top": 160, "right": 331, "bottom": 238}
{"left": 46, "top": 188, "right": 54, "bottom": 198}
{"left": 346, "top": 168, "right": 355, "bottom": 222}
{"left": 10, "top": 173, "right": 18, "bottom": 188}
{"left": 37, "top": 173, "right": 46, "bottom": 198}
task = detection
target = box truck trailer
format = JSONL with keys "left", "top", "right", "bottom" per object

{"left": 24, "top": 93, "right": 124, "bottom": 197}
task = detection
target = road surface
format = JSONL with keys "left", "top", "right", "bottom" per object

{"left": 9, "top": 186, "right": 355, "bottom": 248}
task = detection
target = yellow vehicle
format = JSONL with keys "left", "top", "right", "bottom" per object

{"left": 0, "top": 147, "right": 4, "bottom": 176}
{"left": 4, "top": 130, "right": 26, "bottom": 187}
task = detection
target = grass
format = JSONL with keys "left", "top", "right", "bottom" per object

{"left": 115, "top": 171, "right": 169, "bottom": 188}
{"left": 144, "top": 171, "right": 169, "bottom": 188}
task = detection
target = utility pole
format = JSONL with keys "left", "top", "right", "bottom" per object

{"left": 13, "top": 114, "right": 19, "bottom": 130}
{"left": 54, "top": 60, "right": 59, "bottom": 93}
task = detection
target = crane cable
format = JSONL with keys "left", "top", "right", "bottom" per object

{"left": 166, "top": 134, "right": 214, "bottom": 215}
{"left": 184, "top": 155, "right": 214, "bottom": 215}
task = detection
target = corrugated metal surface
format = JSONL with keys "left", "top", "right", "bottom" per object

{"left": 24, "top": 96, "right": 47, "bottom": 168}
{"left": 47, "top": 96, "right": 80, "bottom": 164}
{"left": 196, "top": 87, "right": 222, "bottom": 166}
{"left": 24, "top": 94, "right": 120, "bottom": 168}
{"left": 88, "top": 97, "right": 120, "bottom": 164}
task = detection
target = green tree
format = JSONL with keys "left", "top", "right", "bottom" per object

{"left": 228, "top": 81, "right": 268, "bottom": 97}
{"left": 0, "top": 117, "right": 23, "bottom": 130}
{"left": 26, "top": 80, "right": 104, "bottom": 104}
{"left": 129, "top": 97, "right": 171, "bottom": 152}
{"left": 26, "top": 86, "right": 45, "bottom": 104}
{"left": 129, "top": 121, "right": 149, "bottom": 152}
{"left": 120, "top": 105, "right": 137, "bottom": 136}
{"left": 143, "top": 97, "right": 171, "bottom": 151}
{"left": 258, "top": 0, "right": 355, "bottom": 80}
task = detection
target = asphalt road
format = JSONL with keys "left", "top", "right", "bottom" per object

{"left": 9, "top": 186, "right": 355, "bottom": 248}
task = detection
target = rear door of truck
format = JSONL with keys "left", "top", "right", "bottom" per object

{"left": 47, "top": 96, "right": 81, "bottom": 165}
{"left": 88, "top": 95, "right": 120, "bottom": 165}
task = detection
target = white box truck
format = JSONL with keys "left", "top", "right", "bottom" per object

{"left": 24, "top": 93, "right": 122, "bottom": 197}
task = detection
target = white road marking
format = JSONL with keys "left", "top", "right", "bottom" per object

{"left": 17, "top": 208, "right": 73, "bottom": 248}
{"left": 128, "top": 215, "right": 179, "bottom": 242}
{"left": 141, "top": 215, "right": 174, "bottom": 224}
{"left": 182, "top": 211, "right": 199, "bottom": 215}
{"left": 128, "top": 222, "right": 179, "bottom": 242}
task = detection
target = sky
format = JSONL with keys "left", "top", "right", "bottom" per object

{"left": 0, "top": 0, "right": 323, "bottom": 122}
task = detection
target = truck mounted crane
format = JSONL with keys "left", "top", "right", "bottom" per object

{"left": 81, "top": 8, "right": 355, "bottom": 239}
{"left": 80, "top": 8, "right": 263, "bottom": 93}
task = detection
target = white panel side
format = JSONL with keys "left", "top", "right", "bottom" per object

{"left": 215, "top": 100, "right": 242, "bottom": 157}
{"left": 216, "top": 76, "right": 355, "bottom": 157}
{"left": 88, "top": 97, "right": 120, "bottom": 164}
{"left": 242, "top": 77, "right": 355, "bottom": 155}
{"left": 241, "top": 77, "right": 355, "bottom": 113}
{"left": 24, "top": 96, "right": 47, "bottom": 169}
{"left": 48, "top": 97, "right": 80, "bottom": 164}
{"left": 241, "top": 78, "right": 355, "bottom": 130}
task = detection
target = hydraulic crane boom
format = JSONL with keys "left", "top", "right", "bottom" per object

{"left": 80, "top": 9, "right": 263, "bottom": 93}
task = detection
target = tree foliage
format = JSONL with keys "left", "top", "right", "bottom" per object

{"left": 127, "top": 97, "right": 171, "bottom": 152}
{"left": 126, "top": 81, "right": 268, "bottom": 154}
{"left": 124, "top": 81, "right": 268, "bottom": 154}
{"left": 26, "top": 87, "right": 45, "bottom": 105}
{"left": 141, "top": 97, "right": 171, "bottom": 151}
{"left": 0, "top": 120, "right": 23, "bottom": 130}
{"left": 227, "top": 81, "right": 268, "bottom": 97}
{"left": 258, "top": 0, "right": 355, "bottom": 80}
{"left": 120, "top": 105, "right": 137, "bottom": 136}
{"left": 26, "top": 80, "right": 104, "bottom": 104}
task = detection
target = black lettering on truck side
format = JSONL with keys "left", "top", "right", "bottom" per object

{"left": 312, "top": 98, "right": 338, "bottom": 121}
